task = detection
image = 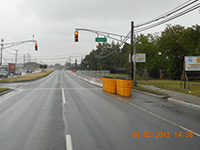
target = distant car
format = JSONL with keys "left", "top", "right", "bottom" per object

{"left": 15, "top": 71, "right": 22, "bottom": 76}
{"left": 0, "top": 71, "right": 8, "bottom": 78}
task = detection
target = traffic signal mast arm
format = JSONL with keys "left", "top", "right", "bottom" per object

{"left": 2, "top": 40, "right": 37, "bottom": 50}
{"left": 75, "top": 28, "right": 131, "bottom": 43}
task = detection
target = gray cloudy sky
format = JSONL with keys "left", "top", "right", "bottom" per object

{"left": 0, "top": 0, "right": 199, "bottom": 65}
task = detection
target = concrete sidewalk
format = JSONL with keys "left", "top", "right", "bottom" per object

{"left": 139, "top": 85, "right": 200, "bottom": 111}
{"left": 72, "top": 72, "right": 200, "bottom": 112}
{"left": 140, "top": 85, "right": 200, "bottom": 105}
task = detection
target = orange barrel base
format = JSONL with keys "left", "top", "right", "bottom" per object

{"left": 102, "top": 76, "right": 116, "bottom": 94}
{"left": 116, "top": 77, "right": 133, "bottom": 97}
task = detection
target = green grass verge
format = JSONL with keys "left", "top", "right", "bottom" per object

{"left": 0, "top": 88, "right": 9, "bottom": 93}
{"left": 110, "top": 73, "right": 155, "bottom": 80}
{"left": 0, "top": 70, "right": 54, "bottom": 83}
{"left": 110, "top": 73, "right": 131, "bottom": 78}
{"left": 133, "top": 85, "right": 168, "bottom": 96}
{"left": 137, "top": 80, "right": 200, "bottom": 97}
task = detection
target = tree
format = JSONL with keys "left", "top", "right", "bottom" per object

{"left": 158, "top": 24, "right": 200, "bottom": 79}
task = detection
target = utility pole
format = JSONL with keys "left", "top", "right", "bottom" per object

{"left": 131, "top": 21, "right": 134, "bottom": 79}
{"left": 131, "top": 21, "right": 137, "bottom": 86}
{"left": 81, "top": 57, "right": 83, "bottom": 70}
{"left": 14, "top": 49, "right": 19, "bottom": 73}
{"left": 133, "top": 33, "right": 137, "bottom": 86}
{"left": 23, "top": 54, "right": 26, "bottom": 71}
{"left": 14, "top": 49, "right": 19, "bottom": 65}
{"left": 1, "top": 39, "right": 4, "bottom": 65}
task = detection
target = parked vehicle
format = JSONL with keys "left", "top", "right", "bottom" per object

{"left": 15, "top": 70, "right": 22, "bottom": 76}
{"left": 8, "top": 63, "right": 15, "bottom": 75}
{"left": 0, "top": 70, "right": 8, "bottom": 78}
{"left": 25, "top": 65, "right": 33, "bottom": 73}
{"left": 0, "top": 63, "right": 16, "bottom": 75}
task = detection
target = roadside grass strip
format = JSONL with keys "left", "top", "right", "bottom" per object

{"left": 0, "top": 70, "right": 54, "bottom": 83}
{"left": 138, "top": 80, "right": 200, "bottom": 97}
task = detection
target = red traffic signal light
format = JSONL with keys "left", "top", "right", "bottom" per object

{"left": 35, "top": 42, "right": 38, "bottom": 51}
{"left": 74, "top": 31, "right": 78, "bottom": 42}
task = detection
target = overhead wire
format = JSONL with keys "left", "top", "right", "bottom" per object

{"left": 96, "top": 31, "right": 131, "bottom": 59}
{"left": 135, "top": 0, "right": 198, "bottom": 28}
{"left": 135, "top": 2, "right": 200, "bottom": 33}
{"left": 96, "top": 0, "right": 200, "bottom": 59}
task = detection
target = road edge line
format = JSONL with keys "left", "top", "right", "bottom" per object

{"left": 106, "top": 92, "right": 200, "bottom": 138}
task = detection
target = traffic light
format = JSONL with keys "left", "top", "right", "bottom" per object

{"left": 35, "top": 42, "right": 38, "bottom": 51}
{"left": 74, "top": 31, "right": 78, "bottom": 42}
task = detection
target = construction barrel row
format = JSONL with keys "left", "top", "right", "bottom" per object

{"left": 102, "top": 76, "right": 133, "bottom": 97}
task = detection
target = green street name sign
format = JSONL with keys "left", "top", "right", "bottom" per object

{"left": 95, "top": 37, "right": 107, "bottom": 42}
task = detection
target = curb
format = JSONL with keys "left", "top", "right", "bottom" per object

{"left": 168, "top": 98, "right": 200, "bottom": 112}
{"left": 73, "top": 74, "right": 103, "bottom": 88}
{"left": 0, "top": 89, "right": 13, "bottom": 96}
{"left": 134, "top": 89, "right": 200, "bottom": 112}
{"left": 134, "top": 88, "right": 200, "bottom": 112}
{"left": 133, "top": 89, "right": 169, "bottom": 99}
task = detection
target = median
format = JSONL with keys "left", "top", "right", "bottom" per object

{"left": 0, "top": 70, "right": 54, "bottom": 83}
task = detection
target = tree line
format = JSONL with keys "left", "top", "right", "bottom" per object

{"left": 81, "top": 24, "right": 200, "bottom": 80}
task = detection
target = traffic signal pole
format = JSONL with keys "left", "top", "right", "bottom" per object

{"left": 0, "top": 39, "right": 37, "bottom": 65}
{"left": 1, "top": 39, "right": 4, "bottom": 65}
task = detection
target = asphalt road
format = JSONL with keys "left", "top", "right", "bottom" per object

{"left": 0, "top": 70, "right": 200, "bottom": 150}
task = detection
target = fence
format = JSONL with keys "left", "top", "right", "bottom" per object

{"left": 76, "top": 70, "right": 110, "bottom": 79}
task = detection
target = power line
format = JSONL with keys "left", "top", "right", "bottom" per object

{"left": 96, "top": 31, "right": 131, "bottom": 59}
{"left": 93, "top": 0, "right": 200, "bottom": 60}
{"left": 135, "top": 0, "right": 198, "bottom": 28}
{"left": 135, "top": 3, "right": 200, "bottom": 33}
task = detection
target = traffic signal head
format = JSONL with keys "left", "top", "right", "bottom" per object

{"left": 74, "top": 31, "right": 78, "bottom": 42}
{"left": 35, "top": 42, "right": 38, "bottom": 51}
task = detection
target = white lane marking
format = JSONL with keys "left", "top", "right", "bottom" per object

{"left": 66, "top": 134, "right": 73, "bottom": 150}
{"left": 60, "top": 73, "right": 63, "bottom": 88}
{"left": 62, "top": 88, "right": 66, "bottom": 104}
{"left": 20, "top": 88, "right": 101, "bottom": 91}
{"left": 0, "top": 89, "right": 23, "bottom": 102}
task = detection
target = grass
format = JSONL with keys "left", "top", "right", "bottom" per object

{"left": 137, "top": 80, "right": 200, "bottom": 97}
{"left": 0, "top": 88, "right": 9, "bottom": 93}
{"left": 110, "top": 73, "right": 200, "bottom": 97}
{"left": 110, "top": 73, "right": 155, "bottom": 80}
{"left": 0, "top": 70, "right": 54, "bottom": 83}
{"left": 110, "top": 73, "right": 131, "bottom": 78}
{"left": 133, "top": 85, "right": 168, "bottom": 96}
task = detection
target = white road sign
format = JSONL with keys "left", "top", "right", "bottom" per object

{"left": 132, "top": 53, "right": 146, "bottom": 63}
{"left": 185, "top": 56, "right": 200, "bottom": 71}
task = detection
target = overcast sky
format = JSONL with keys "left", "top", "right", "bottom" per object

{"left": 0, "top": 0, "right": 199, "bottom": 65}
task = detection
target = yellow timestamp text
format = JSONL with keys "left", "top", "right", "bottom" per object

{"left": 132, "top": 131, "right": 193, "bottom": 138}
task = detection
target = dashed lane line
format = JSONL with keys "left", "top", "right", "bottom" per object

{"left": 62, "top": 88, "right": 66, "bottom": 104}
{"left": 66, "top": 134, "right": 73, "bottom": 150}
